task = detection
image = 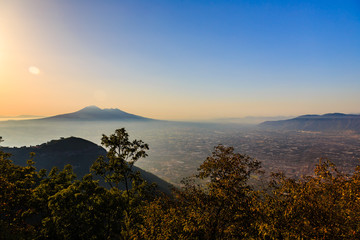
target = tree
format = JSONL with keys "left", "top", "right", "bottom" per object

{"left": 260, "top": 159, "right": 360, "bottom": 239}
{"left": 91, "top": 128, "right": 149, "bottom": 190}
{"left": 139, "top": 145, "right": 263, "bottom": 240}
{"left": 43, "top": 174, "right": 113, "bottom": 240}
{"left": 91, "top": 128, "right": 154, "bottom": 239}
{"left": 31, "top": 165, "right": 77, "bottom": 239}
{"left": 0, "top": 151, "right": 38, "bottom": 239}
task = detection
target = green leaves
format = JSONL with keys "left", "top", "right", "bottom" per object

{"left": 0, "top": 151, "right": 39, "bottom": 239}
{"left": 91, "top": 128, "right": 149, "bottom": 190}
{"left": 139, "top": 145, "right": 263, "bottom": 240}
{"left": 44, "top": 175, "right": 114, "bottom": 239}
{"left": 2, "top": 131, "right": 360, "bottom": 239}
{"left": 260, "top": 159, "right": 360, "bottom": 239}
{"left": 90, "top": 128, "right": 154, "bottom": 239}
{"left": 100, "top": 128, "right": 148, "bottom": 165}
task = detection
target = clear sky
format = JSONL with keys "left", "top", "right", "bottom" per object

{"left": 0, "top": 0, "right": 359, "bottom": 120}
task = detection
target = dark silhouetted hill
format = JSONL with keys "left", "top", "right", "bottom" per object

{"left": 39, "top": 106, "right": 152, "bottom": 121}
{"left": 2, "top": 137, "right": 171, "bottom": 193}
{"left": 259, "top": 113, "right": 360, "bottom": 132}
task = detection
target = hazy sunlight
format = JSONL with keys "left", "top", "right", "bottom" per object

{"left": 28, "top": 66, "right": 40, "bottom": 75}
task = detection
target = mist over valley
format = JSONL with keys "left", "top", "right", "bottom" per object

{"left": 1, "top": 106, "right": 360, "bottom": 185}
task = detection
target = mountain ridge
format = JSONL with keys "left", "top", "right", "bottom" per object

{"left": 259, "top": 113, "right": 360, "bottom": 132}
{"left": 39, "top": 106, "right": 152, "bottom": 121}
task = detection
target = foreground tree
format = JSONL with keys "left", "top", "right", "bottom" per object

{"left": 91, "top": 128, "right": 149, "bottom": 189}
{"left": 3, "top": 131, "right": 360, "bottom": 239}
{"left": 42, "top": 174, "right": 113, "bottom": 239}
{"left": 31, "top": 165, "right": 78, "bottom": 239}
{"left": 91, "top": 128, "right": 155, "bottom": 239}
{"left": 0, "top": 151, "right": 38, "bottom": 239}
{"left": 1, "top": 129, "right": 155, "bottom": 239}
{"left": 140, "top": 145, "right": 263, "bottom": 239}
{"left": 259, "top": 159, "right": 360, "bottom": 239}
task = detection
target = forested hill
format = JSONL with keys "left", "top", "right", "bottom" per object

{"left": 2, "top": 137, "right": 171, "bottom": 193}
{"left": 259, "top": 113, "right": 360, "bottom": 132}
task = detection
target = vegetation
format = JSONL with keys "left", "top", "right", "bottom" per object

{"left": 1, "top": 130, "right": 360, "bottom": 239}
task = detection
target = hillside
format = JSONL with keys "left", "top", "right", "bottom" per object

{"left": 39, "top": 106, "right": 152, "bottom": 121}
{"left": 259, "top": 113, "right": 360, "bottom": 132}
{"left": 2, "top": 137, "right": 171, "bottom": 193}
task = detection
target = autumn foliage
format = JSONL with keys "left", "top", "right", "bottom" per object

{"left": 1, "top": 131, "right": 360, "bottom": 239}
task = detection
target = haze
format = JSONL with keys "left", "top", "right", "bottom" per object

{"left": 1, "top": 0, "right": 359, "bottom": 120}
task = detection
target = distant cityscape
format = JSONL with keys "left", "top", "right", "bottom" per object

{"left": 137, "top": 127, "right": 360, "bottom": 184}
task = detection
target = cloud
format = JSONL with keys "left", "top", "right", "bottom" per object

{"left": 28, "top": 66, "right": 40, "bottom": 75}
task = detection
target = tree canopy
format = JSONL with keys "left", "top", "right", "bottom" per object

{"left": 1, "top": 129, "right": 360, "bottom": 239}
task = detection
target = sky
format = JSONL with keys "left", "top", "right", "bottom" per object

{"left": 0, "top": 0, "right": 359, "bottom": 120}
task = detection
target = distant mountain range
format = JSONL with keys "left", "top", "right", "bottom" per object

{"left": 259, "top": 113, "right": 360, "bottom": 132}
{"left": 211, "top": 116, "right": 293, "bottom": 125}
{"left": 2, "top": 137, "right": 171, "bottom": 193}
{"left": 38, "top": 106, "right": 152, "bottom": 121}
{"left": 0, "top": 115, "right": 43, "bottom": 119}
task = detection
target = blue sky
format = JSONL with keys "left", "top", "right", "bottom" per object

{"left": 0, "top": 0, "right": 359, "bottom": 119}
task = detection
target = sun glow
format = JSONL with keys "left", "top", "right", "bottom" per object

{"left": 28, "top": 66, "right": 40, "bottom": 75}
{"left": 0, "top": 36, "right": 4, "bottom": 66}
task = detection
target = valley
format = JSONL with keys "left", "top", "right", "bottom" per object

{"left": 1, "top": 118, "right": 359, "bottom": 185}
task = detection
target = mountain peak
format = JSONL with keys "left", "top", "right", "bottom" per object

{"left": 77, "top": 105, "right": 103, "bottom": 113}
{"left": 81, "top": 105, "right": 102, "bottom": 111}
{"left": 41, "top": 106, "right": 152, "bottom": 121}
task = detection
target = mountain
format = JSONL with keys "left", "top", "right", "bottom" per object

{"left": 259, "top": 113, "right": 360, "bottom": 132}
{"left": 2, "top": 137, "right": 171, "bottom": 194}
{"left": 0, "top": 115, "right": 43, "bottom": 119}
{"left": 39, "top": 106, "right": 151, "bottom": 121}
{"left": 210, "top": 116, "right": 293, "bottom": 125}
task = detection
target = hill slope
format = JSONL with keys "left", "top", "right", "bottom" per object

{"left": 2, "top": 137, "right": 171, "bottom": 193}
{"left": 39, "top": 106, "right": 151, "bottom": 121}
{"left": 259, "top": 113, "right": 360, "bottom": 132}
